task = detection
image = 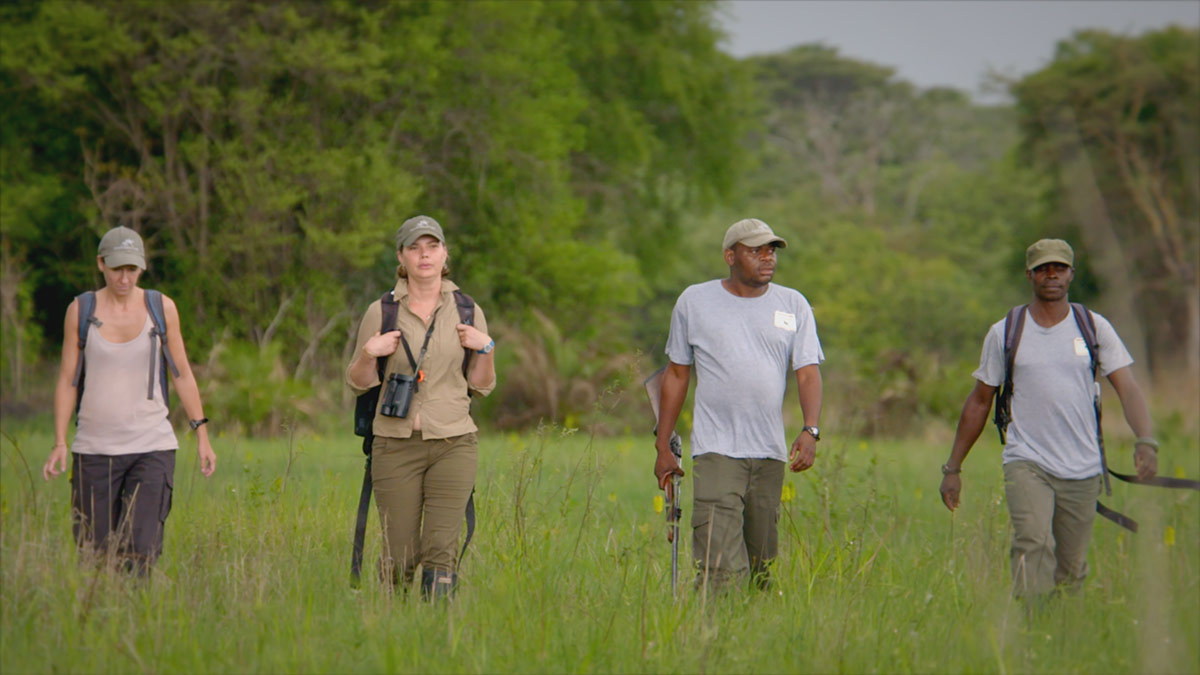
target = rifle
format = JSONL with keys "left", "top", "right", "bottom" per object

{"left": 643, "top": 366, "right": 683, "bottom": 596}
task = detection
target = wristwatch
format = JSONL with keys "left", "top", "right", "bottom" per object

{"left": 477, "top": 339, "right": 495, "bottom": 355}
{"left": 189, "top": 417, "right": 209, "bottom": 431}
{"left": 802, "top": 425, "right": 820, "bottom": 441}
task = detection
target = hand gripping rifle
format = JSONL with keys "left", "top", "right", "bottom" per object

{"left": 643, "top": 366, "right": 682, "bottom": 596}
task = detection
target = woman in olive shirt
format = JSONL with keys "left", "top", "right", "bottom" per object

{"left": 347, "top": 215, "right": 495, "bottom": 599}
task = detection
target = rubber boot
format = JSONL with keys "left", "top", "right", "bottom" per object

{"left": 420, "top": 568, "right": 457, "bottom": 601}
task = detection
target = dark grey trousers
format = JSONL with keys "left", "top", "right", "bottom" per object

{"left": 71, "top": 450, "right": 176, "bottom": 574}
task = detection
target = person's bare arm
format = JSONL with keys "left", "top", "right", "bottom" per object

{"left": 939, "top": 380, "right": 997, "bottom": 510}
{"left": 44, "top": 302, "right": 79, "bottom": 480}
{"left": 163, "top": 297, "right": 216, "bottom": 477}
{"left": 1107, "top": 366, "right": 1156, "bottom": 481}
{"left": 654, "top": 362, "right": 691, "bottom": 491}
{"left": 789, "top": 364, "right": 822, "bottom": 472}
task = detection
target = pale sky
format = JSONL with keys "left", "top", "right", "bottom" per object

{"left": 720, "top": 1, "right": 1200, "bottom": 101}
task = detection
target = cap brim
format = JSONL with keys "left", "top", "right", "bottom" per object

{"left": 103, "top": 253, "right": 146, "bottom": 269}
{"left": 1027, "top": 255, "right": 1072, "bottom": 270}
{"left": 738, "top": 233, "right": 787, "bottom": 249}
{"left": 399, "top": 228, "right": 446, "bottom": 248}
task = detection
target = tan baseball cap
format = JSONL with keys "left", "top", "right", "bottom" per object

{"left": 97, "top": 226, "right": 146, "bottom": 269}
{"left": 396, "top": 215, "right": 446, "bottom": 249}
{"left": 1026, "top": 238, "right": 1074, "bottom": 270}
{"left": 722, "top": 218, "right": 787, "bottom": 251}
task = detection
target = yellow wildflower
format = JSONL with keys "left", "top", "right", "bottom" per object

{"left": 653, "top": 495, "right": 664, "bottom": 514}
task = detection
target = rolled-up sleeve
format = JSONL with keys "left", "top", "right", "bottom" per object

{"left": 468, "top": 304, "right": 496, "bottom": 398}
{"left": 345, "top": 300, "right": 382, "bottom": 396}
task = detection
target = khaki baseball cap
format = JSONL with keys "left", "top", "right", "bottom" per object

{"left": 1026, "top": 238, "right": 1074, "bottom": 270}
{"left": 97, "top": 226, "right": 146, "bottom": 269}
{"left": 722, "top": 218, "right": 787, "bottom": 251}
{"left": 396, "top": 215, "right": 446, "bottom": 248}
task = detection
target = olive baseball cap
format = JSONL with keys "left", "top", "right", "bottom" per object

{"left": 722, "top": 218, "right": 787, "bottom": 251}
{"left": 97, "top": 226, "right": 146, "bottom": 269}
{"left": 1026, "top": 238, "right": 1074, "bottom": 270}
{"left": 396, "top": 215, "right": 446, "bottom": 248}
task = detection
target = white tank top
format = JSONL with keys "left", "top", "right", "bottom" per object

{"left": 72, "top": 317, "right": 179, "bottom": 455}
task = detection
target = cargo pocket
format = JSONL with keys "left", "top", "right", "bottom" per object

{"left": 159, "top": 474, "right": 174, "bottom": 523}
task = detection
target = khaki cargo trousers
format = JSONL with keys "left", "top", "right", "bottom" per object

{"left": 1003, "top": 460, "right": 1102, "bottom": 597}
{"left": 372, "top": 431, "right": 476, "bottom": 586}
{"left": 691, "top": 453, "right": 784, "bottom": 588}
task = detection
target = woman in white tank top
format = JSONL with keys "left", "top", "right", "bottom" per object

{"left": 42, "top": 226, "right": 217, "bottom": 574}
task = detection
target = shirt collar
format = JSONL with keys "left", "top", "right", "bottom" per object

{"left": 391, "top": 277, "right": 460, "bottom": 301}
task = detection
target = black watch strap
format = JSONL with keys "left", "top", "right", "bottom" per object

{"left": 189, "top": 417, "right": 209, "bottom": 431}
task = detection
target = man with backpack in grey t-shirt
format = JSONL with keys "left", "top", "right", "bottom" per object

{"left": 654, "top": 218, "right": 824, "bottom": 590}
{"left": 939, "top": 239, "right": 1157, "bottom": 598}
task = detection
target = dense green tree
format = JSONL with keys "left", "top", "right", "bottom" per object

{"left": 0, "top": 0, "right": 748, "bottom": 429}
{"left": 1013, "top": 27, "right": 1200, "bottom": 377}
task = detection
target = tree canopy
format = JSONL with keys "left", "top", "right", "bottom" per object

{"left": 2, "top": 4, "right": 1195, "bottom": 433}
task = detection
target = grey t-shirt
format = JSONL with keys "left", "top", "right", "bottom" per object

{"left": 666, "top": 280, "right": 824, "bottom": 462}
{"left": 974, "top": 308, "right": 1133, "bottom": 479}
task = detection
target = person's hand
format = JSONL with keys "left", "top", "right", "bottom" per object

{"left": 654, "top": 447, "right": 685, "bottom": 499}
{"left": 363, "top": 330, "right": 402, "bottom": 358}
{"left": 197, "top": 440, "right": 217, "bottom": 477}
{"left": 1134, "top": 443, "right": 1157, "bottom": 481}
{"left": 43, "top": 443, "right": 68, "bottom": 480}
{"left": 789, "top": 433, "right": 816, "bottom": 472}
{"left": 940, "top": 473, "right": 961, "bottom": 511}
{"left": 455, "top": 324, "right": 492, "bottom": 352}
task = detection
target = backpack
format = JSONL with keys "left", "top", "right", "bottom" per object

{"left": 993, "top": 302, "right": 1198, "bottom": 532}
{"left": 350, "top": 287, "right": 478, "bottom": 585}
{"left": 71, "top": 289, "right": 180, "bottom": 415}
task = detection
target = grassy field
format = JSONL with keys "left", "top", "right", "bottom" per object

{"left": 2, "top": 419, "right": 1197, "bottom": 674}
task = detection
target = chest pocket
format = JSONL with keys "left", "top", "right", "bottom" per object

{"left": 773, "top": 310, "right": 796, "bottom": 332}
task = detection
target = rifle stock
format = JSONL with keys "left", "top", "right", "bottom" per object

{"left": 644, "top": 366, "right": 684, "bottom": 596}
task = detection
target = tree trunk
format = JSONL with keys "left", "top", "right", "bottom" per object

{"left": 1051, "top": 110, "right": 1150, "bottom": 375}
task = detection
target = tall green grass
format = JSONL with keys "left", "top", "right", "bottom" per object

{"left": 2, "top": 422, "right": 1197, "bottom": 673}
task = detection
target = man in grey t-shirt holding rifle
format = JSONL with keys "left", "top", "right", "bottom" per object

{"left": 940, "top": 239, "right": 1157, "bottom": 598}
{"left": 654, "top": 218, "right": 824, "bottom": 590}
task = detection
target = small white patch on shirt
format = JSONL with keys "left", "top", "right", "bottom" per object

{"left": 774, "top": 311, "right": 796, "bottom": 332}
{"left": 1074, "top": 337, "right": 1089, "bottom": 356}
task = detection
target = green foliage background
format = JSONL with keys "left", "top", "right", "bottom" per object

{"left": 1, "top": 2, "right": 1196, "bottom": 435}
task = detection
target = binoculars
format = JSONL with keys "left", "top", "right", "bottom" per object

{"left": 380, "top": 372, "right": 418, "bottom": 418}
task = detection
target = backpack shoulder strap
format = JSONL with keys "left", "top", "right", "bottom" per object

{"left": 378, "top": 291, "right": 400, "bottom": 382}
{"left": 1069, "top": 302, "right": 1099, "bottom": 376}
{"left": 144, "top": 290, "right": 179, "bottom": 404}
{"left": 1003, "top": 304, "right": 1027, "bottom": 374}
{"left": 993, "top": 305, "right": 1027, "bottom": 444}
{"left": 71, "top": 291, "right": 98, "bottom": 388}
{"left": 452, "top": 290, "right": 475, "bottom": 378}
{"left": 145, "top": 290, "right": 180, "bottom": 377}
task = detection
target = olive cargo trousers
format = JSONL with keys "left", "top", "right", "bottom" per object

{"left": 691, "top": 453, "right": 784, "bottom": 588}
{"left": 372, "top": 431, "right": 476, "bottom": 586}
{"left": 1003, "top": 460, "right": 1102, "bottom": 597}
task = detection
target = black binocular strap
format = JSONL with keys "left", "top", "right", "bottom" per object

{"left": 400, "top": 318, "right": 437, "bottom": 376}
{"left": 1097, "top": 467, "right": 1200, "bottom": 533}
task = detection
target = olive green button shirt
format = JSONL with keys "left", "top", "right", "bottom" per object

{"left": 347, "top": 278, "right": 494, "bottom": 440}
